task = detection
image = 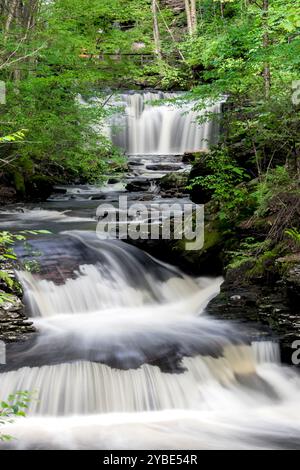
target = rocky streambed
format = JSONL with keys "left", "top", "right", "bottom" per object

{"left": 0, "top": 150, "right": 300, "bottom": 366}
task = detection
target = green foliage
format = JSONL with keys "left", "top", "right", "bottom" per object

{"left": 0, "top": 392, "right": 31, "bottom": 442}
{"left": 253, "top": 166, "right": 292, "bottom": 216}
{"left": 0, "top": 130, "right": 27, "bottom": 145}
{"left": 0, "top": 0, "right": 134, "bottom": 192}
{"left": 0, "top": 0, "right": 299, "bottom": 226}
{"left": 285, "top": 228, "right": 300, "bottom": 247}
{"left": 0, "top": 230, "right": 51, "bottom": 305}
{"left": 188, "top": 148, "right": 250, "bottom": 221}
{"left": 182, "top": 0, "right": 300, "bottom": 180}
{"left": 226, "top": 238, "right": 279, "bottom": 277}
{"left": 227, "top": 238, "right": 268, "bottom": 269}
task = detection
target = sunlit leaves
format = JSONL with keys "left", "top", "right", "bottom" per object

{"left": 0, "top": 392, "right": 32, "bottom": 441}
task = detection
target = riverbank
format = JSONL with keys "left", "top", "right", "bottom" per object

{"left": 160, "top": 157, "right": 300, "bottom": 365}
{"left": 0, "top": 259, "right": 36, "bottom": 344}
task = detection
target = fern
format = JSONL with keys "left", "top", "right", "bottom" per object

{"left": 285, "top": 228, "right": 300, "bottom": 247}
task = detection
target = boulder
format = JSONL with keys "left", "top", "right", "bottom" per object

{"left": 126, "top": 178, "right": 153, "bottom": 192}
{"left": 125, "top": 199, "right": 225, "bottom": 275}
{"left": 158, "top": 172, "right": 189, "bottom": 198}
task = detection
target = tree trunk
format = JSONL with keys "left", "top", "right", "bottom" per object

{"left": 262, "top": 0, "right": 271, "bottom": 99}
{"left": 4, "top": 0, "right": 18, "bottom": 40}
{"left": 152, "top": 0, "right": 162, "bottom": 59}
{"left": 1, "top": 0, "right": 41, "bottom": 80}
{"left": 220, "top": 1, "right": 225, "bottom": 19}
{"left": 185, "top": 0, "right": 193, "bottom": 35}
{"left": 190, "top": 0, "right": 197, "bottom": 33}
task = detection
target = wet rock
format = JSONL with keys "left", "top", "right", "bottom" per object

{"left": 158, "top": 172, "right": 189, "bottom": 198}
{"left": 146, "top": 164, "right": 183, "bottom": 172}
{"left": 0, "top": 300, "right": 36, "bottom": 343}
{"left": 0, "top": 296, "right": 22, "bottom": 312}
{"left": 182, "top": 150, "right": 208, "bottom": 164}
{"left": 0, "top": 262, "right": 36, "bottom": 344}
{"left": 126, "top": 179, "right": 153, "bottom": 192}
{"left": 52, "top": 186, "right": 67, "bottom": 195}
{"left": 90, "top": 194, "right": 106, "bottom": 200}
{"left": 107, "top": 177, "right": 120, "bottom": 184}
{"left": 126, "top": 199, "right": 224, "bottom": 276}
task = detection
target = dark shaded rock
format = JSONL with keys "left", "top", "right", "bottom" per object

{"left": 146, "top": 164, "right": 183, "bottom": 172}
{"left": 182, "top": 150, "right": 208, "bottom": 164}
{"left": 0, "top": 186, "right": 17, "bottom": 206}
{"left": 107, "top": 177, "right": 120, "bottom": 184}
{"left": 125, "top": 199, "right": 224, "bottom": 276}
{"left": 90, "top": 194, "right": 107, "bottom": 200}
{"left": 25, "top": 176, "right": 54, "bottom": 201}
{"left": 158, "top": 172, "right": 189, "bottom": 198}
{"left": 126, "top": 178, "right": 152, "bottom": 192}
{"left": 188, "top": 157, "right": 214, "bottom": 204}
{"left": 52, "top": 186, "right": 67, "bottom": 195}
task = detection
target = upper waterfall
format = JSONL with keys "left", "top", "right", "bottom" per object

{"left": 107, "top": 92, "right": 220, "bottom": 155}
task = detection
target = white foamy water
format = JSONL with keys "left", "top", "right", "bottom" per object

{"left": 0, "top": 343, "right": 286, "bottom": 417}
{"left": 0, "top": 120, "right": 300, "bottom": 450}
{"left": 1, "top": 232, "right": 300, "bottom": 449}
{"left": 1, "top": 350, "right": 300, "bottom": 449}
{"left": 3, "top": 402, "right": 300, "bottom": 450}
{"left": 0, "top": 208, "right": 94, "bottom": 229}
{"left": 18, "top": 265, "right": 214, "bottom": 317}
{"left": 107, "top": 92, "right": 220, "bottom": 155}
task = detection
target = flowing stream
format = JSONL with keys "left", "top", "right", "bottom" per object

{"left": 0, "top": 92, "right": 300, "bottom": 450}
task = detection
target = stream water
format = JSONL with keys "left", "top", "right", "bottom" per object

{"left": 0, "top": 92, "right": 300, "bottom": 450}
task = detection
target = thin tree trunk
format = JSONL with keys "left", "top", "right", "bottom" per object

{"left": 220, "top": 1, "right": 225, "bottom": 19}
{"left": 185, "top": 0, "right": 193, "bottom": 35}
{"left": 262, "top": 0, "right": 271, "bottom": 99}
{"left": 190, "top": 0, "right": 197, "bottom": 33}
{"left": 155, "top": 0, "right": 186, "bottom": 61}
{"left": 4, "top": 0, "right": 18, "bottom": 40}
{"left": 152, "top": 0, "right": 162, "bottom": 59}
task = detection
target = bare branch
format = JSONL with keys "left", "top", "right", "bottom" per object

{"left": 0, "top": 44, "right": 46, "bottom": 70}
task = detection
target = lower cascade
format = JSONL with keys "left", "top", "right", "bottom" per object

{"left": 0, "top": 230, "right": 300, "bottom": 449}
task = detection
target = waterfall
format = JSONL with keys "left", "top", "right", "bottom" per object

{"left": 1, "top": 91, "right": 300, "bottom": 449}
{"left": 0, "top": 345, "right": 281, "bottom": 416}
{"left": 1, "top": 231, "right": 300, "bottom": 449}
{"left": 108, "top": 92, "right": 220, "bottom": 155}
{"left": 17, "top": 232, "right": 206, "bottom": 317}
